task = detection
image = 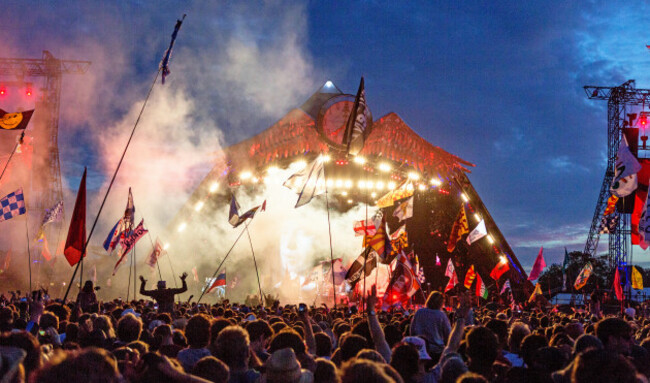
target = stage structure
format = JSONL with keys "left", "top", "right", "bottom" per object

{"left": 583, "top": 80, "right": 650, "bottom": 267}
{"left": 167, "top": 81, "right": 529, "bottom": 302}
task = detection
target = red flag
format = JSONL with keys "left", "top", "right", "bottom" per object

{"left": 490, "top": 258, "right": 510, "bottom": 280}
{"left": 64, "top": 168, "right": 87, "bottom": 267}
{"left": 464, "top": 265, "right": 476, "bottom": 289}
{"left": 527, "top": 247, "right": 546, "bottom": 281}
{"left": 614, "top": 268, "right": 624, "bottom": 301}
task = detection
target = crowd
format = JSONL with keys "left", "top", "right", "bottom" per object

{"left": 0, "top": 274, "right": 647, "bottom": 383}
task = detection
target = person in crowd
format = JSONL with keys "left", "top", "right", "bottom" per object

{"left": 139, "top": 273, "right": 188, "bottom": 314}
{"left": 409, "top": 291, "right": 451, "bottom": 363}
{"left": 77, "top": 281, "right": 98, "bottom": 313}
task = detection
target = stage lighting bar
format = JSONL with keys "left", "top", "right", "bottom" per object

{"left": 378, "top": 163, "right": 391, "bottom": 172}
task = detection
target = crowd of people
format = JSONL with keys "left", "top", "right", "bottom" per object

{"left": 0, "top": 273, "right": 647, "bottom": 383}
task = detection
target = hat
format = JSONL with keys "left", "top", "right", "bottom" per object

{"left": 0, "top": 346, "right": 26, "bottom": 383}
{"left": 402, "top": 336, "right": 431, "bottom": 360}
{"left": 265, "top": 348, "right": 313, "bottom": 383}
{"left": 157, "top": 281, "right": 167, "bottom": 289}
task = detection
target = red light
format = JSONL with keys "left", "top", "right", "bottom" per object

{"left": 26, "top": 89, "right": 32, "bottom": 97}
{"left": 392, "top": 294, "right": 398, "bottom": 300}
{"left": 0, "top": 88, "right": 5, "bottom": 96}
{"left": 641, "top": 115, "right": 648, "bottom": 126}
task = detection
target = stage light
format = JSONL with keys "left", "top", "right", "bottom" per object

{"left": 418, "top": 184, "right": 426, "bottom": 191}
{"left": 366, "top": 181, "right": 374, "bottom": 189}
{"left": 487, "top": 234, "right": 494, "bottom": 244}
{"left": 376, "top": 181, "right": 385, "bottom": 190}
{"left": 353, "top": 156, "right": 366, "bottom": 165}
{"left": 358, "top": 181, "right": 366, "bottom": 189}
{"left": 267, "top": 166, "right": 279, "bottom": 174}
{"left": 335, "top": 179, "right": 343, "bottom": 188}
{"left": 209, "top": 183, "right": 219, "bottom": 193}
{"left": 324, "top": 80, "right": 334, "bottom": 88}
{"left": 341, "top": 191, "right": 348, "bottom": 196}
{"left": 347, "top": 199, "right": 353, "bottom": 204}
{"left": 388, "top": 181, "right": 396, "bottom": 190}
{"left": 194, "top": 201, "right": 204, "bottom": 212}
{"left": 344, "top": 180, "right": 352, "bottom": 188}
{"left": 408, "top": 172, "right": 420, "bottom": 180}
{"left": 163, "top": 243, "right": 170, "bottom": 250}
{"left": 326, "top": 179, "right": 334, "bottom": 187}
{"left": 430, "top": 178, "right": 441, "bottom": 186}
{"left": 474, "top": 213, "right": 481, "bottom": 222}
{"left": 25, "top": 88, "right": 32, "bottom": 97}
{"left": 379, "top": 163, "right": 391, "bottom": 172}
{"left": 371, "top": 192, "right": 377, "bottom": 198}
{"left": 240, "top": 171, "right": 252, "bottom": 180}
{"left": 499, "top": 255, "right": 507, "bottom": 263}
{"left": 321, "top": 154, "right": 331, "bottom": 162}
{"left": 178, "top": 223, "right": 187, "bottom": 232}
{"left": 290, "top": 160, "right": 306, "bottom": 171}
{"left": 406, "top": 183, "right": 414, "bottom": 191}
{"left": 252, "top": 177, "right": 259, "bottom": 183}
{"left": 0, "top": 86, "right": 6, "bottom": 96}
{"left": 640, "top": 113, "right": 648, "bottom": 127}
{"left": 461, "top": 193, "right": 469, "bottom": 202}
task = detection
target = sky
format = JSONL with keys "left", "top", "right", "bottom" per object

{"left": 3, "top": 0, "right": 650, "bottom": 279}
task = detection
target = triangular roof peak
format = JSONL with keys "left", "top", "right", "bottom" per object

{"left": 300, "top": 80, "right": 344, "bottom": 120}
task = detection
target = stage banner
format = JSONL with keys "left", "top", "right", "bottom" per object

{"left": 631, "top": 159, "right": 650, "bottom": 244}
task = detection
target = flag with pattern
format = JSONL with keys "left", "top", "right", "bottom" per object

{"left": 343, "top": 77, "right": 370, "bottom": 156}
{"left": 500, "top": 279, "right": 511, "bottom": 294}
{"left": 574, "top": 262, "right": 593, "bottom": 290}
{"left": 377, "top": 181, "right": 414, "bottom": 208}
{"left": 0, "top": 188, "right": 26, "bottom": 223}
{"left": 611, "top": 135, "right": 642, "bottom": 197}
{"left": 598, "top": 215, "right": 619, "bottom": 234}
{"left": 476, "top": 273, "right": 488, "bottom": 300}
{"left": 464, "top": 265, "right": 476, "bottom": 289}
{"left": 447, "top": 205, "right": 469, "bottom": 252}
{"left": 603, "top": 195, "right": 619, "bottom": 215}
{"left": 444, "top": 258, "right": 458, "bottom": 292}
{"left": 393, "top": 196, "right": 413, "bottom": 222}
{"left": 353, "top": 219, "right": 376, "bottom": 236}
{"left": 284, "top": 157, "right": 326, "bottom": 208}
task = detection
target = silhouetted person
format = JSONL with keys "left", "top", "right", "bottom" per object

{"left": 139, "top": 273, "right": 188, "bottom": 314}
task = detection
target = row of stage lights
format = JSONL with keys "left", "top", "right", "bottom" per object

{"left": 0, "top": 84, "right": 34, "bottom": 97}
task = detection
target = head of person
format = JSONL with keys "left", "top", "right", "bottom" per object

{"left": 340, "top": 358, "right": 395, "bottom": 383}
{"left": 465, "top": 326, "right": 498, "bottom": 371}
{"left": 116, "top": 313, "right": 142, "bottom": 343}
{"left": 192, "top": 356, "right": 230, "bottom": 383}
{"left": 185, "top": 314, "right": 211, "bottom": 349}
{"left": 269, "top": 329, "right": 307, "bottom": 357}
{"left": 571, "top": 348, "right": 637, "bottom": 383}
{"left": 246, "top": 319, "right": 273, "bottom": 351}
{"left": 31, "top": 348, "right": 120, "bottom": 383}
{"left": 264, "top": 348, "right": 313, "bottom": 383}
{"left": 82, "top": 281, "right": 94, "bottom": 293}
{"left": 313, "top": 358, "right": 340, "bottom": 383}
{"left": 339, "top": 334, "right": 369, "bottom": 363}
{"left": 425, "top": 291, "right": 445, "bottom": 310}
{"left": 595, "top": 317, "right": 633, "bottom": 356}
{"left": 157, "top": 280, "right": 166, "bottom": 290}
{"left": 520, "top": 334, "right": 548, "bottom": 368}
{"left": 314, "top": 332, "right": 333, "bottom": 358}
{"left": 390, "top": 342, "right": 420, "bottom": 381}
{"left": 508, "top": 322, "right": 530, "bottom": 353}
{"left": 214, "top": 325, "right": 250, "bottom": 372}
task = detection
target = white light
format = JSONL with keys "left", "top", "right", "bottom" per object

{"left": 388, "top": 181, "right": 396, "bottom": 190}
{"left": 267, "top": 166, "right": 279, "bottom": 173}
{"left": 344, "top": 180, "right": 353, "bottom": 188}
{"left": 335, "top": 179, "right": 343, "bottom": 188}
{"left": 418, "top": 184, "right": 426, "bottom": 191}
{"left": 163, "top": 243, "right": 170, "bottom": 250}
{"left": 376, "top": 181, "right": 385, "bottom": 190}
{"left": 326, "top": 179, "right": 334, "bottom": 187}
{"left": 209, "top": 183, "right": 219, "bottom": 193}
{"left": 408, "top": 172, "right": 420, "bottom": 180}
{"left": 347, "top": 199, "right": 353, "bottom": 204}
{"left": 194, "top": 201, "right": 204, "bottom": 212}
{"left": 325, "top": 80, "right": 334, "bottom": 88}
{"left": 366, "top": 181, "right": 374, "bottom": 189}
{"left": 371, "top": 192, "right": 377, "bottom": 198}
{"left": 177, "top": 223, "right": 187, "bottom": 232}
{"left": 290, "top": 160, "right": 306, "bottom": 171}
{"left": 499, "top": 255, "right": 507, "bottom": 263}
{"left": 487, "top": 235, "right": 494, "bottom": 244}
{"left": 353, "top": 156, "right": 366, "bottom": 165}
{"left": 406, "top": 183, "right": 414, "bottom": 191}
{"left": 430, "top": 178, "right": 441, "bottom": 186}
{"left": 240, "top": 171, "right": 252, "bottom": 180}
{"left": 379, "top": 163, "right": 392, "bottom": 172}
{"left": 474, "top": 213, "right": 480, "bottom": 222}
{"left": 321, "top": 154, "right": 331, "bottom": 163}
{"left": 252, "top": 177, "right": 259, "bottom": 183}
{"left": 341, "top": 191, "right": 348, "bottom": 196}
{"left": 358, "top": 181, "right": 366, "bottom": 189}
{"left": 461, "top": 193, "right": 469, "bottom": 202}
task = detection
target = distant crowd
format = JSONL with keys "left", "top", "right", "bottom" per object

{"left": 0, "top": 273, "right": 648, "bottom": 383}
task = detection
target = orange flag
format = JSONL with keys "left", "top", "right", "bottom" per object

{"left": 64, "top": 168, "right": 87, "bottom": 266}
{"left": 464, "top": 265, "right": 476, "bottom": 289}
{"left": 447, "top": 205, "right": 469, "bottom": 252}
{"left": 603, "top": 195, "right": 619, "bottom": 216}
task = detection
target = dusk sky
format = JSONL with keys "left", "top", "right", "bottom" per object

{"left": 3, "top": 1, "right": 650, "bottom": 271}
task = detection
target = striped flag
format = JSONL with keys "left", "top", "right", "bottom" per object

{"left": 464, "top": 265, "right": 476, "bottom": 289}
{"left": 112, "top": 220, "right": 148, "bottom": 275}
{"left": 603, "top": 195, "right": 619, "bottom": 215}
{"left": 500, "top": 279, "right": 511, "bottom": 294}
{"left": 476, "top": 273, "right": 488, "bottom": 300}
{"left": 207, "top": 269, "right": 227, "bottom": 294}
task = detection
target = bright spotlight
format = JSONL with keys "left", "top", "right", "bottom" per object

{"left": 408, "top": 172, "right": 420, "bottom": 180}
{"left": 474, "top": 213, "right": 481, "bottom": 222}
{"left": 487, "top": 235, "right": 494, "bottom": 244}
{"left": 194, "top": 201, "right": 204, "bottom": 212}
{"left": 344, "top": 180, "right": 352, "bottom": 188}
{"left": 326, "top": 179, "right": 334, "bottom": 187}
{"left": 430, "top": 178, "right": 441, "bottom": 186}
{"left": 376, "top": 181, "right": 384, "bottom": 190}
{"left": 163, "top": 243, "right": 170, "bottom": 250}
{"left": 209, "top": 183, "right": 219, "bottom": 193}
{"left": 366, "top": 181, "right": 374, "bottom": 189}
{"left": 267, "top": 166, "right": 279, "bottom": 173}
{"left": 388, "top": 181, "right": 396, "bottom": 190}
{"left": 347, "top": 199, "right": 353, "bottom": 204}
{"left": 379, "top": 163, "right": 392, "bottom": 172}
{"left": 341, "top": 191, "right": 348, "bottom": 196}
{"left": 406, "top": 183, "right": 414, "bottom": 191}
{"left": 321, "top": 154, "right": 331, "bottom": 163}
{"left": 335, "top": 179, "right": 343, "bottom": 188}
{"left": 418, "top": 184, "right": 426, "bottom": 191}
{"left": 358, "top": 181, "right": 366, "bottom": 189}
{"left": 461, "top": 193, "right": 469, "bottom": 202}
{"left": 353, "top": 156, "right": 366, "bottom": 165}
{"left": 371, "top": 192, "right": 377, "bottom": 198}
{"left": 177, "top": 223, "right": 187, "bottom": 232}
{"left": 240, "top": 171, "right": 252, "bottom": 180}
{"left": 499, "top": 255, "right": 507, "bottom": 263}
{"left": 291, "top": 160, "right": 306, "bottom": 171}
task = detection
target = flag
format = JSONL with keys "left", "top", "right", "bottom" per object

{"left": 112, "top": 219, "right": 148, "bottom": 275}
{"left": 283, "top": 157, "right": 326, "bottom": 208}
{"left": 64, "top": 169, "right": 87, "bottom": 267}
{"left": 436, "top": 255, "right": 441, "bottom": 266}
{"left": 464, "top": 265, "right": 476, "bottom": 289}
{"left": 159, "top": 15, "right": 186, "bottom": 84}
{"left": 466, "top": 219, "right": 487, "bottom": 245}
{"left": 325, "top": 258, "right": 347, "bottom": 286}
{"left": 528, "top": 283, "right": 543, "bottom": 303}
{"left": 145, "top": 238, "right": 165, "bottom": 269}
{"left": 345, "top": 249, "right": 378, "bottom": 286}
{"left": 377, "top": 181, "right": 414, "bottom": 208}
{"left": 384, "top": 252, "right": 421, "bottom": 303}
{"left": 385, "top": 224, "right": 407, "bottom": 264}
{"left": 207, "top": 269, "right": 227, "bottom": 294}
{"left": 447, "top": 205, "right": 469, "bottom": 253}
{"left": 0, "top": 109, "right": 34, "bottom": 130}
{"left": 527, "top": 247, "right": 546, "bottom": 281}
{"left": 228, "top": 194, "right": 264, "bottom": 228}
{"left": 614, "top": 268, "right": 624, "bottom": 301}
{"left": 500, "top": 279, "right": 511, "bottom": 294}
{"left": 353, "top": 219, "right": 376, "bottom": 236}
{"left": 393, "top": 196, "right": 413, "bottom": 222}
{"left": 228, "top": 195, "right": 241, "bottom": 226}
{"left": 342, "top": 77, "right": 370, "bottom": 155}
{"left": 192, "top": 267, "right": 199, "bottom": 282}
{"left": 41, "top": 234, "right": 52, "bottom": 261}
{"left": 124, "top": 188, "right": 135, "bottom": 230}
{"left": 41, "top": 200, "right": 63, "bottom": 226}
{"left": 562, "top": 248, "right": 570, "bottom": 291}
{"left": 476, "top": 273, "right": 488, "bottom": 300}
{"left": 611, "top": 136, "right": 642, "bottom": 197}
{"left": 639, "top": 191, "right": 650, "bottom": 249}
{"left": 632, "top": 266, "right": 644, "bottom": 290}
{"left": 490, "top": 258, "right": 510, "bottom": 280}
{"left": 0, "top": 188, "right": 26, "bottom": 223}
{"left": 444, "top": 259, "right": 458, "bottom": 292}
{"left": 603, "top": 195, "right": 619, "bottom": 215}
{"left": 598, "top": 215, "right": 619, "bottom": 234}
{"left": 574, "top": 262, "right": 593, "bottom": 290}
{"left": 103, "top": 219, "right": 124, "bottom": 252}
{"left": 365, "top": 214, "right": 389, "bottom": 263}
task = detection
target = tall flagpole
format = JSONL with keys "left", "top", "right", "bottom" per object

{"left": 322, "top": 158, "right": 338, "bottom": 307}
{"left": 25, "top": 218, "right": 32, "bottom": 293}
{"left": 0, "top": 132, "right": 24, "bottom": 184}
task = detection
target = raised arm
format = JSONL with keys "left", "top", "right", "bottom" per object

{"left": 299, "top": 305, "right": 317, "bottom": 355}
{"left": 171, "top": 273, "right": 188, "bottom": 294}
{"left": 442, "top": 291, "right": 470, "bottom": 356}
{"left": 367, "top": 286, "right": 392, "bottom": 362}
{"left": 139, "top": 276, "right": 155, "bottom": 296}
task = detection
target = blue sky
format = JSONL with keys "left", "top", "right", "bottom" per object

{"left": 3, "top": 1, "right": 650, "bottom": 270}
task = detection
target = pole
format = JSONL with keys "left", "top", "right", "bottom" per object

{"left": 126, "top": 249, "right": 132, "bottom": 301}
{"left": 196, "top": 221, "right": 252, "bottom": 304}
{"left": 62, "top": 70, "right": 161, "bottom": 302}
{"left": 25, "top": 218, "right": 32, "bottom": 293}
{"left": 133, "top": 246, "right": 137, "bottom": 300}
{"left": 0, "top": 132, "right": 23, "bottom": 183}
{"left": 322, "top": 158, "right": 338, "bottom": 307}
{"left": 244, "top": 227, "right": 264, "bottom": 304}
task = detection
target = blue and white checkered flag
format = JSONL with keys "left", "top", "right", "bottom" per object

{"left": 0, "top": 188, "right": 26, "bottom": 222}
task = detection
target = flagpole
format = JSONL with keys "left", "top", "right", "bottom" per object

{"left": 25, "top": 218, "right": 32, "bottom": 293}
{"left": 322, "top": 161, "right": 338, "bottom": 307}
{"left": 0, "top": 132, "right": 24, "bottom": 184}
{"left": 126, "top": 249, "right": 132, "bottom": 301}
{"left": 133, "top": 246, "right": 137, "bottom": 300}
{"left": 244, "top": 227, "right": 264, "bottom": 304}
{"left": 197, "top": 220, "right": 252, "bottom": 304}
{"left": 362, "top": 170, "right": 369, "bottom": 313}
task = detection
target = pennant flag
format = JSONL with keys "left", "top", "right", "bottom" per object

{"left": 64, "top": 169, "right": 87, "bottom": 267}
{"left": 103, "top": 219, "right": 124, "bottom": 252}
{"left": 283, "top": 157, "right": 326, "bottom": 208}
{"left": 476, "top": 274, "right": 488, "bottom": 300}
{"left": 41, "top": 234, "right": 52, "bottom": 262}
{"left": 377, "top": 181, "right": 414, "bottom": 208}
{"left": 632, "top": 266, "right": 644, "bottom": 290}
{"left": 490, "top": 258, "right": 510, "bottom": 280}
{"left": 353, "top": 219, "right": 376, "bottom": 236}
{"left": 0, "top": 109, "right": 34, "bottom": 130}
{"left": 207, "top": 269, "right": 227, "bottom": 294}
{"left": 528, "top": 283, "right": 543, "bottom": 303}
{"left": 393, "top": 196, "right": 413, "bottom": 222}
{"left": 342, "top": 77, "right": 370, "bottom": 155}
{"left": 464, "top": 265, "right": 476, "bottom": 289}
{"left": 145, "top": 238, "right": 165, "bottom": 269}
{"left": 112, "top": 220, "right": 148, "bottom": 275}
{"left": 444, "top": 259, "right": 458, "bottom": 292}
{"left": 562, "top": 248, "right": 570, "bottom": 291}
{"left": 614, "top": 268, "right": 624, "bottom": 301}
{"left": 500, "top": 279, "right": 511, "bottom": 294}
{"left": 228, "top": 194, "right": 241, "bottom": 226}
{"left": 365, "top": 214, "right": 389, "bottom": 263}
{"left": 159, "top": 15, "right": 186, "bottom": 84}
{"left": 192, "top": 267, "right": 199, "bottom": 282}
{"left": 527, "top": 247, "right": 546, "bottom": 281}
{"left": 603, "top": 195, "right": 619, "bottom": 215}
{"left": 0, "top": 188, "right": 26, "bottom": 223}
{"left": 599, "top": 215, "right": 619, "bottom": 234}
{"left": 436, "top": 255, "right": 441, "bottom": 266}
{"left": 35, "top": 200, "right": 64, "bottom": 241}
{"left": 447, "top": 205, "right": 469, "bottom": 253}
{"left": 611, "top": 136, "right": 642, "bottom": 197}
{"left": 573, "top": 262, "right": 593, "bottom": 290}
{"left": 345, "top": 249, "right": 378, "bottom": 286}
{"left": 466, "top": 219, "right": 487, "bottom": 245}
